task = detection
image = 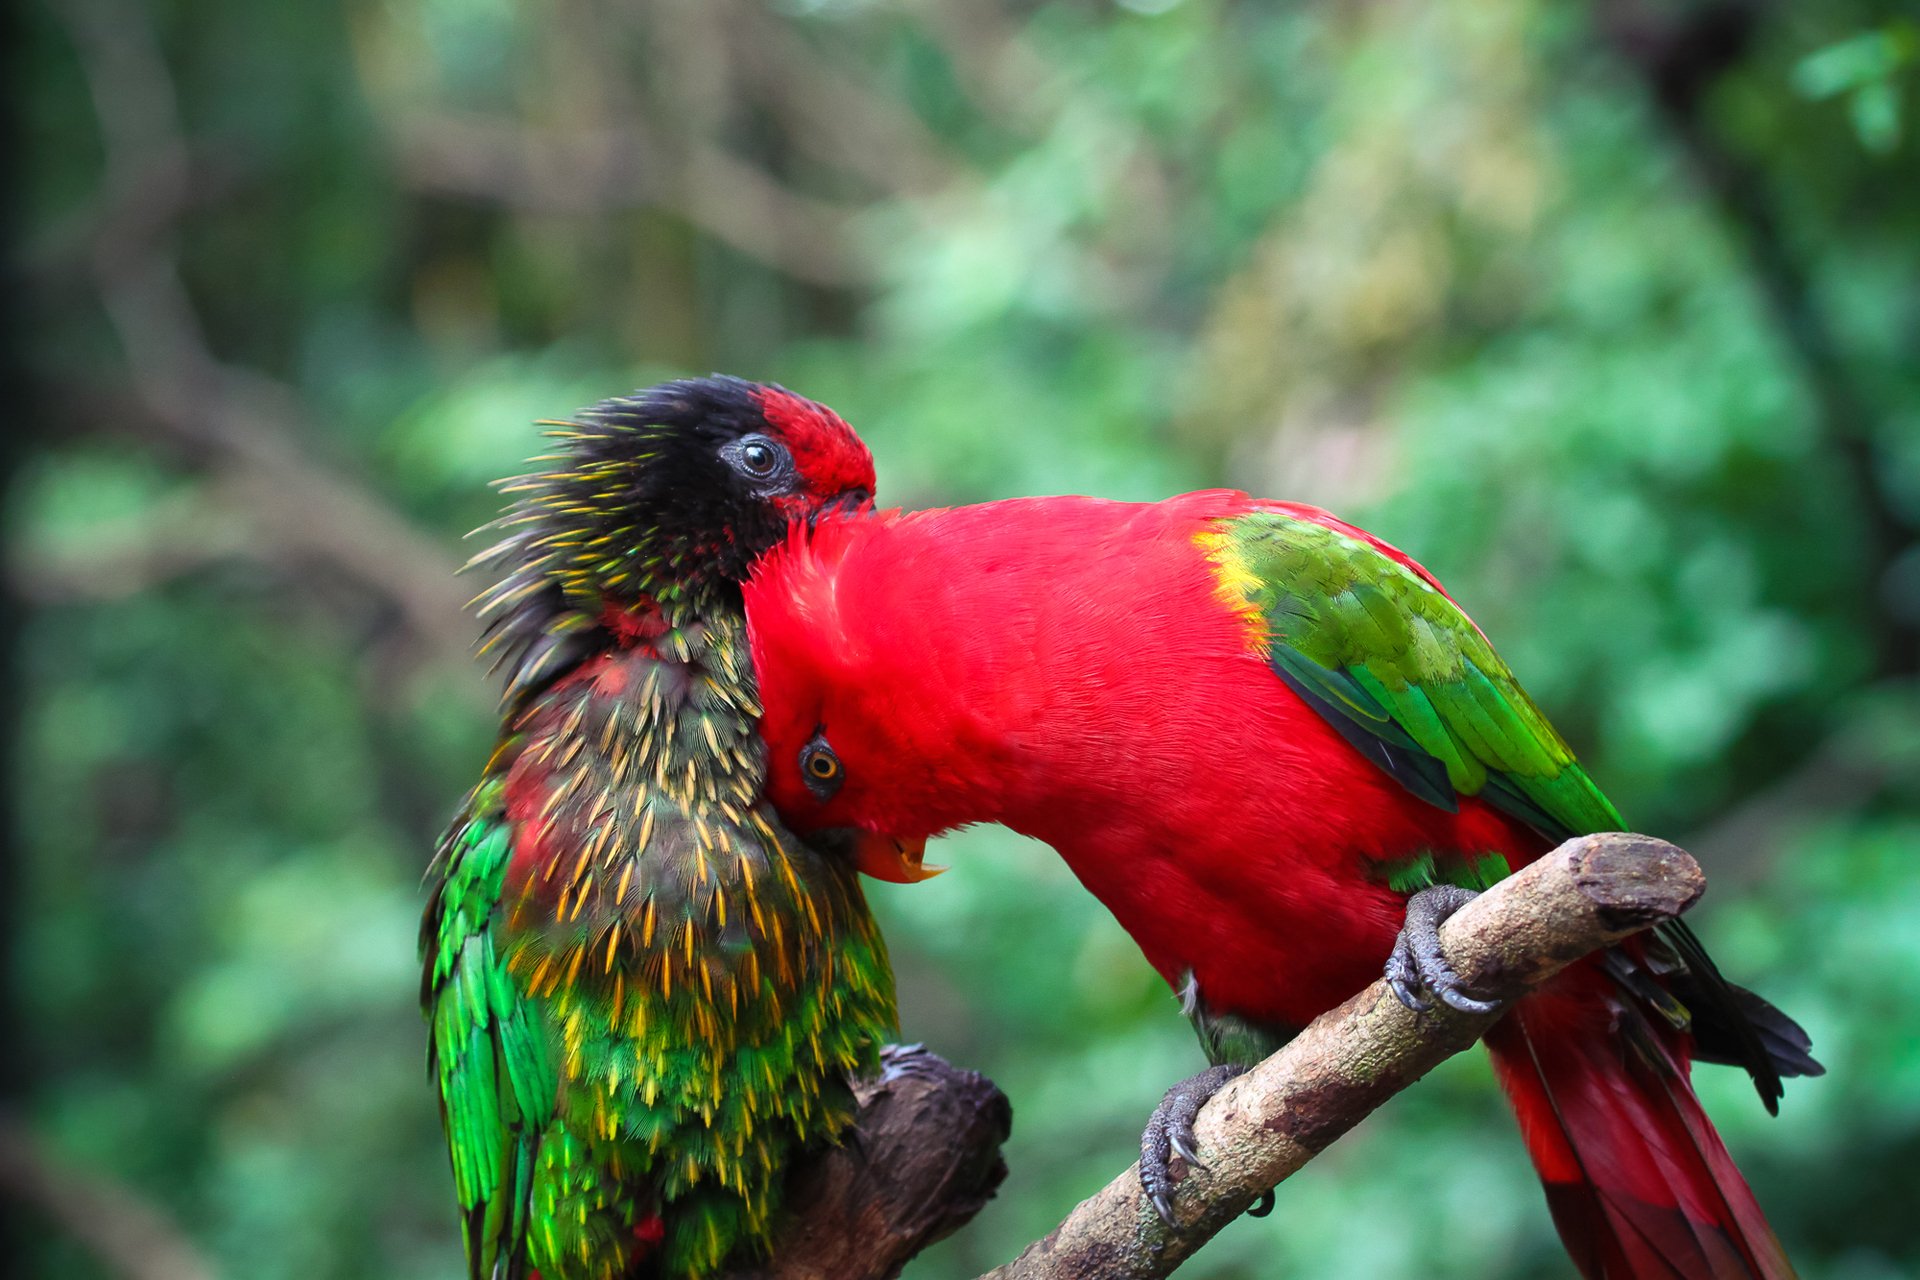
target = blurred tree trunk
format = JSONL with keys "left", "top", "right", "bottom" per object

{"left": 1597, "top": 0, "right": 1918, "bottom": 677}
{"left": 1, "top": 0, "right": 32, "bottom": 1258}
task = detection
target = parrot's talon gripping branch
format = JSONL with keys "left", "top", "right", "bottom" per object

{"left": 1140, "top": 1063, "right": 1243, "bottom": 1226}
{"left": 1382, "top": 948, "right": 1430, "bottom": 1011}
{"left": 1387, "top": 884, "right": 1503, "bottom": 1016}
{"left": 977, "top": 833, "right": 1708, "bottom": 1280}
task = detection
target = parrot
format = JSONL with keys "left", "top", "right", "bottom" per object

{"left": 420, "top": 377, "right": 899, "bottom": 1280}
{"left": 740, "top": 489, "right": 1821, "bottom": 1280}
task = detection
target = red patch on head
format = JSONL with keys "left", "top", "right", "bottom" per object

{"left": 753, "top": 386, "right": 876, "bottom": 506}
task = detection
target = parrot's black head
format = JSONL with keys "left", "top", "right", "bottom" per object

{"left": 516, "top": 375, "right": 874, "bottom": 594}
{"left": 483, "top": 376, "right": 875, "bottom": 602}
{"left": 470, "top": 375, "right": 874, "bottom": 701}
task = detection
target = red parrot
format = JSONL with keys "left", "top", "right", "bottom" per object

{"left": 740, "top": 490, "right": 1819, "bottom": 1280}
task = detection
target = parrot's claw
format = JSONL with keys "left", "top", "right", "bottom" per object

{"left": 1139, "top": 1063, "right": 1243, "bottom": 1227}
{"left": 1386, "top": 884, "right": 1502, "bottom": 1015}
{"left": 876, "top": 1042, "right": 935, "bottom": 1083}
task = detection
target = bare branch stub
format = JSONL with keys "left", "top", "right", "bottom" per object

{"left": 722, "top": 1045, "right": 1013, "bottom": 1280}
{"left": 0, "top": 1116, "right": 219, "bottom": 1280}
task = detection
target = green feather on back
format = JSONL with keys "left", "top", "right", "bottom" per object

{"left": 1202, "top": 507, "right": 1624, "bottom": 840}
{"left": 1200, "top": 505, "right": 1808, "bottom": 1110}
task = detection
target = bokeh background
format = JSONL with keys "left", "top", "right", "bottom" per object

{"left": 6, "top": 0, "right": 1919, "bottom": 1277}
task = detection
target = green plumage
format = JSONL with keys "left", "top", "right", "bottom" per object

{"left": 1208, "top": 507, "right": 1625, "bottom": 838}
{"left": 422, "top": 392, "right": 896, "bottom": 1280}
{"left": 1205, "top": 505, "right": 1792, "bottom": 1104}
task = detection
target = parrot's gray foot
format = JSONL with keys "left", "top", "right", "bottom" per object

{"left": 1140, "top": 1063, "right": 1243, "bottom": 1226}
{"left": 1385, "top": 884, "right": 1501, "bottom": 1014}
{"left": 876, "top": 1042, "right": 935, "bottom": 1083}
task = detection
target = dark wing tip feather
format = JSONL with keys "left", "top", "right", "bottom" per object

{"left": 461, "top": 1204, "right": 488, "bottom": 1280}
{"left": 1686, "top": 975, "right": 1824, "bottom": 1092}
{"left": 1479, "top": 771, "right": 1575, "bottom": 843}
{"left": 1269, "top": 659, "right": 1459, "bottom": 814}
{"left": 1658, "top": 921, "right": 1828, "bottom": 1113}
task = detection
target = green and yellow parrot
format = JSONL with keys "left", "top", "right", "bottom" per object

{"left": 421, "top": 377, "right": 896, "bottom": 1279}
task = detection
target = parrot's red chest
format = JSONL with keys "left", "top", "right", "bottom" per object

{"left": 989, "top": 571, "right": 1541, "bottom": 1029}
{"left": 768, "top": 492, "right": 1543, "bottom": 1027}
{"left": 747, "top": 491, "right": 1800, "bottom": 1280}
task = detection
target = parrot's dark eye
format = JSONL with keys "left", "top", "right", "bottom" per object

{"left": 724, "top": 433, "right": 792, "bottom": 486}
{"left": 799, "top": 734, "right": 843, "bottom": 801}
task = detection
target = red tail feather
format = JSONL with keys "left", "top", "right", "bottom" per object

{"left": 1486, "top": 964, "right": 1795, "bottom": 1280}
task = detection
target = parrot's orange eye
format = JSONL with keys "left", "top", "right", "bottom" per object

{"left": 799, "top": 735, "right": 843, "bottom": 801}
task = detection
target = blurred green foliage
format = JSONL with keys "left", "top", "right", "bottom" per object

{"left": 1794, "top": 20, "right": 1917, "bottom": 153}
{"left": 9, "top": 0, "right": 1919, "bottom": 1277}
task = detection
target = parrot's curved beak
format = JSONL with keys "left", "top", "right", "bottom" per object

{"left": 850, "top": 831, "right": 945, "bottom": 883}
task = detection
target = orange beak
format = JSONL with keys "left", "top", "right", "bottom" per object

{"left": 850, "top": 832, "right": 946, "bottom": 883}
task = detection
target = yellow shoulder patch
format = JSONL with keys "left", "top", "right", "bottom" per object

{"left": 1193, "top": 525, "right": 1270, "bottom": 651}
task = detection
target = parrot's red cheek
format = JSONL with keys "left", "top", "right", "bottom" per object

{"left": 765, "top": 769, "right": 832, "bottom": 833}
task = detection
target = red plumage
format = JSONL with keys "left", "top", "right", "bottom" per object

{"left": 745, "top": 490, "right": 1802, "bottom": 1279}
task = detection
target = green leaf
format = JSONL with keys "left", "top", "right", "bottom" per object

{"left": 1792, "top": 27, "right": 1914, "bottom": 101}
{"left": 1851, "top": 80, "right": 1903, "bottom": 154}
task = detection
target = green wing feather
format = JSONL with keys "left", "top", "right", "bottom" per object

{"left": 1206, "top": 506, "right": 1802, "bottom": 1107}
{"left": 422, "top": 779, "right": 557, "bottom": 1280}
{"left": 422, "top": 614, "right": 898, "bottom": 1280}
{"left": 1209, "top": 507, "right": 1623, "bottom": 839}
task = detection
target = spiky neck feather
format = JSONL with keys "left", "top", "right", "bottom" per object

{"left": 468, "top": 377, "right": 870, "bottom": 712}
{"left": 488, "top": 413, "right": 766, "bottom": 620}
{"left": 429, "top": 376, "right": 891, "bottom": 1280}
{"left": 433, "top": 591, "right": 896, "bottom": 1280}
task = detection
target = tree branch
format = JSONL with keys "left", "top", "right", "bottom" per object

{"left": 979, "top": 832, "right": 1704, "bottom": 1280}
{"left": 0, "top": 1115, "right": 218, "bottom": 1280}
{"left": 1593, "top": 0, "right": 1917, "bottom": 677}
{"left": 50, "top": 0, "right": 478, "bottom": 675}
{"left": 721, "top": 1045, "right": 1012, "bottom": 1280}
{"left": 689, "top": 835, "right": 1702, "bottom": 1279}
{"left": 390, "top": 111, "right": 873, "bottom": 288}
